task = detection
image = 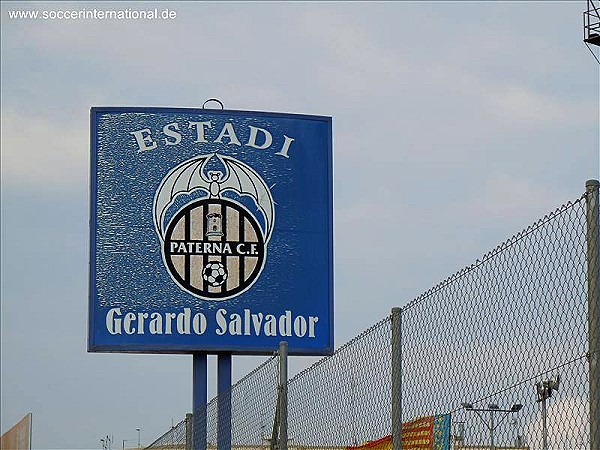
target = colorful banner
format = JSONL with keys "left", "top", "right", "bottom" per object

{"left": 347, "top": 435, "right": 392, "bottom": 450}
{"left": 346, "top": 414, "right": 450, "bottom": 450}
{"left": 402, "top": 414, "right": 450, "bottom": 450}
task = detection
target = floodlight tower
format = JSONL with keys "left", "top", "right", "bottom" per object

{"left": 461, "top": 402, "right": 523, "bottom": 450}
{"left": 535, "top": 375, "right": 560, "bottom": 450}
{"left": 584, "top": 0, "right": 600, "bottom": 62}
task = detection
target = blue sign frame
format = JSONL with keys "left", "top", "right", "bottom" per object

{"left": 89, "top": 107, "right": 333, "bottom": 355}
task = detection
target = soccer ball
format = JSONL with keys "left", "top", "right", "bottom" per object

{"left": 203, "top": 262, "right": 228, "bottom": 287}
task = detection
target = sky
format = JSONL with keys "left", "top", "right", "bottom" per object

{"left": 1, "top": 1, "right": 599, "bottom": 449}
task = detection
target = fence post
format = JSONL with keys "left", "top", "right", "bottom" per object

{"left": 185, "top": 413, "right": 193, "bottom": 450}
{"left": 391, "top": 307, "right": 403, "bottom": 450}
{"left": 586, "top": 179, "right": 600, "bottom": 450}
{"left": 279, "top": 341, "right": 289, "bottom": 450}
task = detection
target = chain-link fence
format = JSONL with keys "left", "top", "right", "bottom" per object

{"left": 288, "top": 318, "right": 392, "bottom": 447}
{"left": 147, "top": 417, "right": 187, "bottom": 449}
{"left": 147, "top": 181, "right": 598, "bottom": 450}
{"left": 399, "top": 195, "right": 590, "bottom": 450}
{"left": 207, "top": 356, "right": 279, "bottom": 446}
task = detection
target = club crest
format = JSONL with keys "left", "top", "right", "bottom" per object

{"left": 153, "top": 154, "right": 275, "bottom": 300}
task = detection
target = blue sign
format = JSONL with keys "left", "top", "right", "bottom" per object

{"left": 89, "top": 107, "right": 333, "bottom": 355}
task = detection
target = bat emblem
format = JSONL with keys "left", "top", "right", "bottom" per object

{"left": 153, "top": 154, "right": 275, "bottom": 300}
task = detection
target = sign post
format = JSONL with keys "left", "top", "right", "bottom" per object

{"left": 217, "top": 354, "right": 232, "bottom": 450}
{"left": 193, "top": 353, "right": 207, "bottom": 450}
{"left": 89, "top": 106, "right": 334, "bottom": 447}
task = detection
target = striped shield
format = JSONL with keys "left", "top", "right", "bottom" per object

{"left": 163, "top": 198, "right": 265, "bottom": 300}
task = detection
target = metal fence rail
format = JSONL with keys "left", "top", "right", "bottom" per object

{"left": 147, "top": 182, "right": 596, "bottom": 450}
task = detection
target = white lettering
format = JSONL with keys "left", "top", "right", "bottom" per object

{"left": 106, "top": 308, "right": 122, "bottom": 335}
{"left": 165, "top": 312, "right": 176, "bottom": 334}
{"left": 294, "top": 316, "right": 307, "bottom": 337}
{"left": 216, "top": 308, "right": 227, "bottom": 336}
{"left": 124, "top": 312, "right": 136, "bottom": 335}
{"left": 163, "top": 122, "right": 182, "bottom": 146}
{"left": 104, "top": 308, "right": 319, "bottom": 339}
{"left": 214, "top": 123, "right": 241, "bottom": 146}
{"left": 177, "top": 308, "right": 192, "bottom": 334}
{"left": 229, "top": 313, "right": 242, "bottom": 335}
{"left": 130, "top": 128, "right": 157, "bottom": 152}
{"left": 246, "top": 126, "right": 273, "bottom": 150}
{"left": 252, "top": 312, "right": 264, "bottom": 335}
{"left": 137, "top": 312, "right": 148, "bottom": 334}
{"left": 129, "top": 121, "right": 296, "bottom": 158}
{"left": 149, "top": 312, "right": 163, "bottom": 334}
{"left": 244, "top": 309, "right": 251, "bottom": 335}
{"left": 192, "top": 313, "right": 207, "bottom": 335}
{"left": 264, "top": 314, "right": 277, "bottom": 336}
{"left": 308, "top": 316, "right": 319, "bottom": 337}
{"left": 275, "top": 135, "right": 295, "bottom": 158}
{"left": 188, "top": 121, "right": 212, "bottom": 143}
{"left": 279, "top": 310, "right": 292, "bottom": 337}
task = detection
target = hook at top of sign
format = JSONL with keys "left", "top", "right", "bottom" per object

{"left": 202, "top": 98, "right": 224, "bottom": 110}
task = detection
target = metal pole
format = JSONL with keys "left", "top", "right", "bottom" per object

{"left": 28, "top": 413, "right": 32, "bottom": 450}
{"left": 391, "top": 307, "right": 403, "bottom": 450}
{"left": 541, "top": 399, "right": 548, "bottom": 450}
{"left": 586, "top": 179, "right": 600, "bottom": 450}
{"left": 279, "top": 341, "right": 289, "bottom": 450}
{"left": 193, "top": 353, "right": 208, "bottom": 450}
{"left": 489, "top": 412, "right": 494, "bottom": 450}
{"left": 185, "top": 413, "right": 193, "bottom": 450}
{"left": 217, "top": 353, "right": 232, "bottom": 450}
{"left": 270, "top": 401, "right": 279, "bottom": 450}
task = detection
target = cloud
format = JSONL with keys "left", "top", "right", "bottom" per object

{"left": 293, "top": 9, "right": 413, "bottom": 98}
{"left": 483, "top": 84, "right": 597, "bottom": 129}
{"left": 462, "top": 173, "right": 566, "bottom": 220}
{"left": 1, "top": 110, "right": 88, "bottom": 190}
{"left": 3, "top": 2, "right": 594, "bottom": 135}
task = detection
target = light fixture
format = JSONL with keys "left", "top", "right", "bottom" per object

{"left": 461, "top": 401, "right": 523, "bottom": 449}
{"left": 535, "top": 375, "right": 560, "bottom": 450}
